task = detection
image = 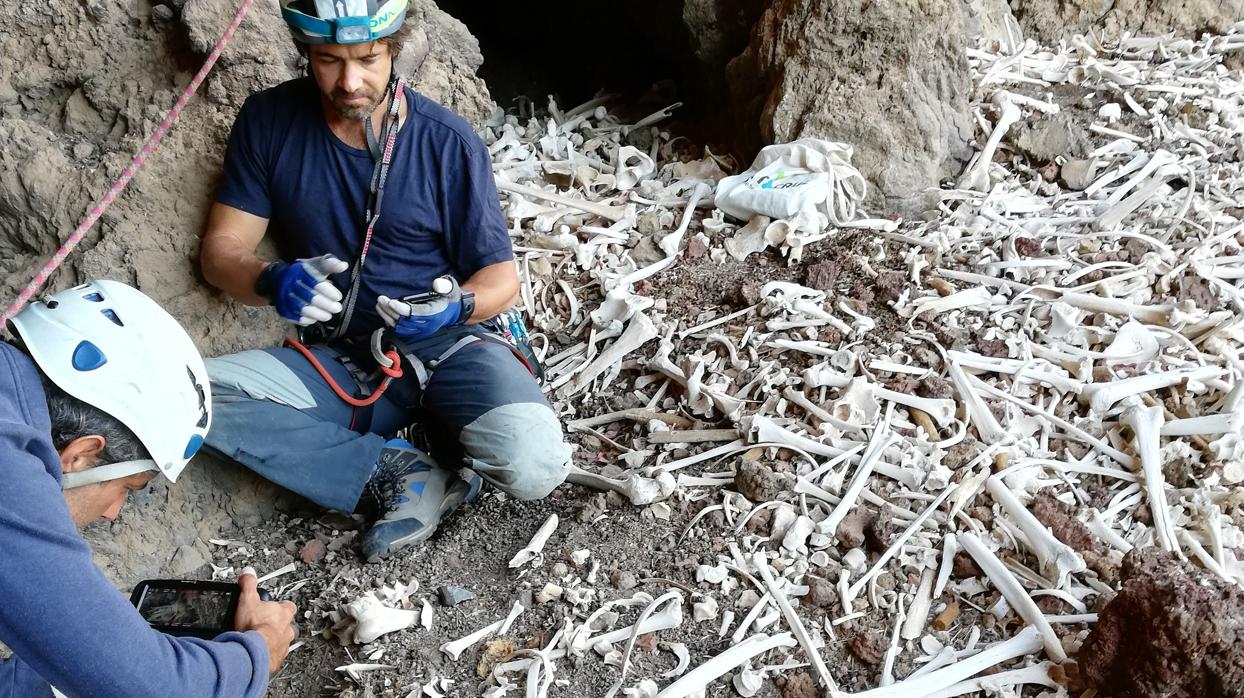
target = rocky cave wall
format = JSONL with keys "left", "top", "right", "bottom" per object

{"left": 1, "top": 0, "right": 1241, "bottom": 585}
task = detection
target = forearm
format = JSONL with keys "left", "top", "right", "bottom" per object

{"left": 201, "top": 232, "right": 270, "bottom": 306}
{"left": 461, "top": 260, "right": 520, "bottom": 323}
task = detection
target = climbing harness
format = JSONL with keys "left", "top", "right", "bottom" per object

{"left": 284, "top": 335, "right": 402, "bottom": 408}
{"left": 2, "top": 0, "right": 256, "bottom": 324}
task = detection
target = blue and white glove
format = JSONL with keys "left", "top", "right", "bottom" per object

{"left": 255, "top": 254, "right": 349, "bottom": 326}
{"left": 376, "top": 277, "right": 474, "bottom": 340}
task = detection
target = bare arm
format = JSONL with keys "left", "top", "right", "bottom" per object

{"left": 461, "top": 259, "right": 520, "bottom": 323}
{"left": 200, "top": 203, "right": 271, "bottom": 306}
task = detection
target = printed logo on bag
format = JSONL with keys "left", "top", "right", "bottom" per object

{"left": 750, "top": 170, "right": 819, "bottom": 191}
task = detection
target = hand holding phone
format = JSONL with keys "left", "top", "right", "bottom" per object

{"left": 234, "top": 567, "right": 297, "bottom": 675}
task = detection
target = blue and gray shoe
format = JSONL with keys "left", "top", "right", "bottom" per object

{"left": 361, "top": 439, "right": 481, "bottom": 562}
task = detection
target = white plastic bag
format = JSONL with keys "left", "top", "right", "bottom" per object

{"left": 715, "top": 138, "right": 868, "bottom": 225}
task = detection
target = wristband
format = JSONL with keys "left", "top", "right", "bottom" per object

{"left": 255, "top": 261, "right": 286, "bottom": 303}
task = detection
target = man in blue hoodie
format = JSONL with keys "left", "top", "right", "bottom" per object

{"left": 0, "top": 280, "right": 296, "bottom": 697}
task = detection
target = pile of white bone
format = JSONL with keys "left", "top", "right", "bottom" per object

{"left": 320, "top": 21, "right": 1244, "bottom": 698}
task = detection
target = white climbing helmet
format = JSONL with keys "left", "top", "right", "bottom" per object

{"left": 281, "top": 0, "right": 408, "bottom": 45}
{"left": 9, "top": 280, "right": 211, "bottom": 489}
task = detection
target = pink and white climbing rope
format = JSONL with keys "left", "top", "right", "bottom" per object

{"left": 2, "top": 0, "right": 255, "bottom": 324}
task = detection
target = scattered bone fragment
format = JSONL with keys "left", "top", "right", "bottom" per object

{"left": 509, "top": 514, "right": 559, "bottom": 569}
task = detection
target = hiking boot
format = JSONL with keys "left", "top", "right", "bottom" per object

{"left": 361, "top": 438, "right": 481, "bottom": 562}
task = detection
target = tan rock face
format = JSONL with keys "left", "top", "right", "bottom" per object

{"left": 727, "top": 0, "right": 974, "bottom": 213}
{"left": 1011, "top": 0, "right": 1244, "bottom": 43}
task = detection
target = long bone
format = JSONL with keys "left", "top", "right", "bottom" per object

{"left": 655, "top": 633, "right": 800, "bottom": 698}
{"left": 924, "top": 661, "right": 1060, "bottom": 698}
{"left": 900, "top": 567, "right": 936, "bottom": 641}
{"left": 605, "top": 591, "right": 683, "bottom": 698}
{"left": 565, "top": 312, "right": 659, "bottom": 394}
{"left": 496, "top": 180, "right": 631, "bottom": 222}
{"left": 752, "top": 553, "right": 840, "bottom": 691}
{"left": 496, "top": 594, "right": 683, "bottom": 680}
{"left": 959, "top": 92, "right": 1024, "bottom": 191}
{"left": 1078, "top": 365, "right": 1222, "bottom": 415}
{"left": 441, "top": 614, "right": 510, "bottom": 661}
{"left": 509, "top": 514, "right": 559, "bottom": 569}
{"left": 985, "top": 477, "right": 1086, "bottom": 588}
{"left": 745, "top": 415, "right": 854, "bottom": 459}
{"left": 565, "top": 466, "right": 677, "bottom": 506}
{"left": 800, "top": 367, "right": 958, "bottom": 428}
{"left": 1094, "top": 163, "right": 1183, "bottom": 231}
{"left": 1122, "top": 401, "right": 1182, "bottom": 555}
{"left": 818, "top": 418, "right": 897, "bottom": 536}
{"left": 849, "top": 484, "right": 958, "bottom": 598}
{"left": 610, "top": 182, "right": 712, "bottom": 290}
{"left": 850, "top": 626, "right": 1045, "bottom": 698}
{"left": 946, "top": 359, "right": 1009, "bottom": 443}
{"left": 957, "top": 533, "right": 1067, "bottom": 662}
{"left": 646, "top": 337, "right": 743, "bottom": 417}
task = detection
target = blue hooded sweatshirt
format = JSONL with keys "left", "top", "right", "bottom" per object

{"left": 0, "top": 343, "right": 269, "bottom": 697}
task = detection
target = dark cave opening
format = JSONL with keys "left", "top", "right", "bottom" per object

{"left": 435, "top": 1, "right": 723, "bottom": 138}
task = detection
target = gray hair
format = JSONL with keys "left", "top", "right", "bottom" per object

{"left": 40, "top": 374, "right": 150, "bottom": 467}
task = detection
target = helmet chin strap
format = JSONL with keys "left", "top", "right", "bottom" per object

{"left": 61, "top": 460, "right": 159, "bottom": 490}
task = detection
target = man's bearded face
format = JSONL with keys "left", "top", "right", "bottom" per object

{"left": 308, "top": 41, "right": 392, "bottom": 121}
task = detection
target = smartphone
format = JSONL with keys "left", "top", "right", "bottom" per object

{"left": 130, "top": 579, "right": 245, "bottom": 640}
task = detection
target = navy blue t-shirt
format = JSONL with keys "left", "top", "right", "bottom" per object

{"left": 216, "top": 77, "right": 513, "bottom": 337}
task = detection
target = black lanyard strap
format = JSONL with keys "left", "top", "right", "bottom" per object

{"left": 328, "top": 75, "right": 406, "bottom": 342}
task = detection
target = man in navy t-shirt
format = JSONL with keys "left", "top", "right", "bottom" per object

{"left": 199, "top": 0, "right": 571, "bottom": 561}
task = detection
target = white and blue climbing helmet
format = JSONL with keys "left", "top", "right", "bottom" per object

{"left": 9, "top": 280, "right": 211, "bottom": 488}
{"left": 281, "top": 0, "right": 409, "bottom": 45}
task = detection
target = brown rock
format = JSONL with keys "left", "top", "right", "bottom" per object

{"left": 953, "top": 551, "right": 982, "bottom": 578}
{"left": 805, "top": 261, "right": 839, "bottom": 291}
{"left": 849, "top": 630, "right": 887, "bottom": 666}
{"left": 1080, "top": 549, "right": 1244, "bottom": 697}
{"left": 1029, "top": 491, "right": 1097, "bottom": 553}
{"left": 1015, "top": 237, "right": 1042, "bottom": 256}
{"left": 979, "top": 338, "right": 1009, "bottom": 358}
{"left": 735, "top": 460, "right": 793, "bottom": 503}
{"left": 837, "top": 509, "right": 873, "bottom": 549}
{"left": 476, "top": 639, "right": 516, "bottom": 678}
{"left": 803, "top": 574, "right": 836, "bottom": 609}
{"left": 634, "top": 633, "right": 659, "bottom": 653}
{"left": 728, "top": 282, "right": 762, "bottom": 308}
{"left": 864, "top": 508, "right": 893, "bottom": 555}
{"left": 875, "top": 270, "right": 906, "bottom": 303}
{"left": 298, "top": 538, "right": 327, "bottom": 565}
{"left": 780, "top": 671, "right": 821, "bottom": 698}
{"left": 918, "top": 375, "right": 955, "bottom": 400}
{"left": 686, "top": 235, "right": 709, "bottom": 259}
{"left": 746, "top": 507, "right": 774, "bottom": 534}
{"left": 943, "top": 439, "right": 979, "bottom": 469}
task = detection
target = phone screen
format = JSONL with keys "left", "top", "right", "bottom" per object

{"left": 135, "top": 586, "right": 235, "bottom": 630}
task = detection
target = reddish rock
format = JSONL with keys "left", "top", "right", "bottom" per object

{"left": 1080, "top": 549, "right": 1244, "bottom": 698}
{"left": 805, "top": 261, "right": 839, "bottom": 290}
{"left": 849, "top": 630, "right": 886, "bottom": 666}
{"left": 298, "top": 538, "right": 327, "bottom": 564}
